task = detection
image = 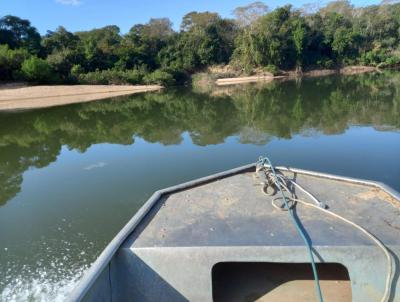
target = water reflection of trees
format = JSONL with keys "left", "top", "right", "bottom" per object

{"left": 0, "top": 72, "right": 399, "bottom": 205}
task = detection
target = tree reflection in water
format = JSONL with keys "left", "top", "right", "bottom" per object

{"left": 0, "top": 72, "right": 399, "bottom": 205}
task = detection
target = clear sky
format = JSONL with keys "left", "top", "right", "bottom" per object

{"left": 1, "top": 0, "right": 381, "bottom": 34}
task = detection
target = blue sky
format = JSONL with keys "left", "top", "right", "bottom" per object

{"left": 1, "top": 0, "right": 381, "bottom": 34}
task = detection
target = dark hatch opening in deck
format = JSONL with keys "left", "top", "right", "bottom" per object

{"left": 212, "top": 262, "right": 351, "bottom": 302}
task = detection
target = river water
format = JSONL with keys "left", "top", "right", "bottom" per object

{"left": 1, "top": 73, "right": 399, "bottom": 301}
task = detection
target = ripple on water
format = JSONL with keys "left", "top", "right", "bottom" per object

{"left": 1, "top": 223, "right": 99, "bottom": 302}
{"left": 1, "top": 264, "right": 88, "bottom": 302}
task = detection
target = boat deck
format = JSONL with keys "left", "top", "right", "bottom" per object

{"left": 71, "top": 165, "right": 400, "bottom": 302}
{"left": 126, "top": 170, "right": 400, "bottom": 249}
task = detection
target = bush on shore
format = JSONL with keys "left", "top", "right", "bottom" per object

{"left": 0, "top": 45, "right": 30, "bottom": 80}
{"left": 75, "top": 68, "right": 177, "bottom": 86}
{"left": 20, "top": 56, "right": 55, "bottom": 83}
{"left": 77, "top": 69, "right": 144, "bottom": 85}
{"left": 360, "top": 49, "right": 400, "bottom": 68}
{"left": 143, "top": 70, "right": 176, "bottom": 86}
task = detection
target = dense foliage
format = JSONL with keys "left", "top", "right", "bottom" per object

{"left": 1, "top": 1, "right": 400, "bottom": 85}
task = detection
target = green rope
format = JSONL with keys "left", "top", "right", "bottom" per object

{"left": 259, "top": 156, "right": 324, "bottom": 302}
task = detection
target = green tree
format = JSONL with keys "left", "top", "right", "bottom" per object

{"left": 141, "top": 18, "right": 174, "bottom": 39}
{"left": 292, "top": 17, "right": 308, "bottom": 70}
{"left": 21, "top": 56, "right": 55, "bottom": 83}
{"left": 124, "top": 19, "right": 173, "bottom": 70}
{"left": 332, "top": 27, "right": 355, "bottom": 60}
{"left": 76, "top": 25, "right": 122, "bottom": 71}
{"left": 180, "top": 11, "right": 220, "bottom": 31}
{"left": 42, "top": 26, "right": 79, "bottom": 55}
{"left": 232, "top": 5, "right": 301, "bottom": 71}
{"left": 46, "top": 48, "right": 83, "bottom": 80}
{"left": 0, "top": 15, "right": 41, "bottom": 54}
{"left": 0, "top": 45, "right": 30, "bottom": 80}
{"left": 159, "top": 17, "right": 237, "bottom": 71}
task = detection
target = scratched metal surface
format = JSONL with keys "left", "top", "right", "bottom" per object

{"left": 126, "top": 170, "right": 400, "bottom": 248}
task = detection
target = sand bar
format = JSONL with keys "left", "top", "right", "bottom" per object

{"left": 215, "top": 66, "right": 377, "bottom": 86}
{"left": 216, "top": 75, "right": 278, "bottom": 86}
{"left": 0, "top": 85, "right": 163, "bottom": 111}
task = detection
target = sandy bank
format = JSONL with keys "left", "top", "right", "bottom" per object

{"left": 0, "top": 85, "right": 163, "bottom": 111}
{"left": 214, "top": 66, "right": 377, "bottom": 86}
{"left": 339, "top": 65, "right": 377, "bottom": 75}
{"left": 216, "top": 75, "right": 282, "bottom": 86}
{"left": 299, "top": 66, "right": 377, "bottom": 77}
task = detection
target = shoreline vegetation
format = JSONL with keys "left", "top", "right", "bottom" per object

{"left": 1, "top": 1, "right": 399, "bottom": 108}
{"left": 0, "top": 64, "right": 378, "bottom": 111}
{"left": 1, "top": 1, "right": 400, "bottom": 89}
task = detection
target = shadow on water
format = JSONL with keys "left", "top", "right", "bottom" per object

{"left": 0, "top": 72, "right": 400, "bottom": 206}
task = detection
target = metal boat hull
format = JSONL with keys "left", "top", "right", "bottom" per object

{"left": 68, "top": 164, "right": 400, "bottom": 302}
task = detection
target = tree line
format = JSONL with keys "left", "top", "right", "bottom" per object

{"left": 1, "top": 1, "right": 400, "bottom": 86}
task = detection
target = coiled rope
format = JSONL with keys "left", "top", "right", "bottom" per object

{"left": 256, "top": 157, "right": 393, "bottom": 302}
{"left": 257, "top": 157, "right": 324, "bottom": 302}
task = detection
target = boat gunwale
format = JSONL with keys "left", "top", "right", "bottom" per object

{"left": 67, "top": 163, "right": 400, "bottom": 302}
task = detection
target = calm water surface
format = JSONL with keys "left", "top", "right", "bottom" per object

{"left": 1, "top": 73, "right": 400, "bottom": 301}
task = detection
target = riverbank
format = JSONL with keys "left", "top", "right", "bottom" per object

{"left": 0, "top": 66, "right": 379, "bottom": 110}
{"left": 0, "top": 85, "right": 163, "bottom": 111}
{"left": 216, "top": 75, "right": 275, "bottom": 86}
{"left": 211, "top": 65, "right": 378, "bottom": 86}
{"left": 295, "top": 65, "right": 377, "bottom": 77}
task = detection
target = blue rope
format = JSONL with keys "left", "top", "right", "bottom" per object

{"left": 259, "top": 157, "right": 324, "bottom": 302}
